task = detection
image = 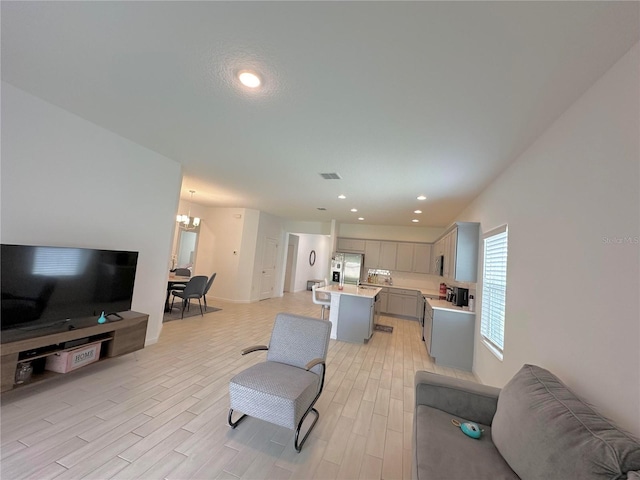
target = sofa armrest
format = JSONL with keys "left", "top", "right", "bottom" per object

{"left": 415, "top": 371, "right": 501, "bottom": 426}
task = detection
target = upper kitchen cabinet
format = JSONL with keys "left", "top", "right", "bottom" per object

{"left": 379, "top": 242, "right": 397, "bottom": 270}
{"left": 395, "top": 243, "right": 414, "bottom": 272}
{"left": 364, "top": 240, "right": 397, "bottom": 270}
{"left": 396, "top": 242, "right": 432, "bottom": 273}
{"left": 364, "top": 240, "right": 380, "bottom": 268}
{"left": 433, "top": 222, "right": 480, "bottom": 282}
{"left": 412, "top": 243, "right": 432, "bottom": 274}
{"left": 336, "top": 237, "right": 366, "bottom": 253}
{"left": 348, "top": 238, "right": 432, "bottom": 273}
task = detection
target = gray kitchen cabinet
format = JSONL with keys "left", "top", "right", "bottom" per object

{"left": 386, "top": 288, "right": 420, "bottom": 318}
{"left": 337, "top": 237, "right": 366, "bottom": 253}
{"left": 423, "top": 300, "right": 433, "bottom": 353}
{"left": 364, "top": 241, "right": 381, "bottom": 268}
{"left": 387, "top": 293, "right": 404, "bottom": 316}
{"left": 432, "top": 222, "right": 480, "bottom": 282}
{"left": 431, "top": 238, "right": 444, "bottom": 275}
{"left": 412, "top": 243, "right": 431, "bottom": 273}
{"left": 395, "top": 243, "right": 414, "bottom": 272}
{"left": 424, "top": 299, "right": 475, "bottom": 371}
{"left": 378, "top": 287, "right": 389, "bottom": 313}
{"left": 443, "top": 230, "right": 454, "bottom": 278}
{"left": 336, "top": 294, "right": 375, "bottom": 344}
{"left": 365, "top": 240, "right": 397, "bottom": 270}
{"left": 342, "top": 238, "right": 431, "bottom": 274}
{"left": 379, "top": 242, "right": 397, "bottom": 270}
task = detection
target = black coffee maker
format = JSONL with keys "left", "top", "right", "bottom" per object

{"left": 453, "top": 287, "right": 469, "bottom": 307}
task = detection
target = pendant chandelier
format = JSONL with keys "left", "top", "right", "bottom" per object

{"left": 176, "top": 190, "right": 201, "bottom": 230}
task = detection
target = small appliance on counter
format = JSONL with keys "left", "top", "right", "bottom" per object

{"left": 453, "top": 287, "right": 469, "bottom": 307}
{"left": 468, "top": 295, "right": 475, "bottom": 312}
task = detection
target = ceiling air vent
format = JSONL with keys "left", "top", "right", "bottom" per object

{"left": 319, "top": 172, "right": 342, "bottom": 180}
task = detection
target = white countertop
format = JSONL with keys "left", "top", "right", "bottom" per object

{"left": 361, "top": 283, "right": 439, "bottom": 298}
{"left": 316, "top": 284, "right": 382, "bottom": 298}
{"left": 425, "top": 297, "right": 476, "bottom": 315}
{"left": 419, "top": 289, "right": 440, "bottom": 298}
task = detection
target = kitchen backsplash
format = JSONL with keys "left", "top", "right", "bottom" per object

{"left": 365, "top": 269, "right": 476, "bottom": 296}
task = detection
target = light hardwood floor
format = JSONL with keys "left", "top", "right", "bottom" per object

{"left": 1, "top": 291, "right": 477, "bottom": 480}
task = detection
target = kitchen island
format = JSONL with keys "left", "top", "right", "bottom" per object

{"left": 315, "top": 284, "right": 382, "bottom": 343}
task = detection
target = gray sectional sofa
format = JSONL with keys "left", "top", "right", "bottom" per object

{"left": 412, "top": 364, "right": 640, "bottom": 480}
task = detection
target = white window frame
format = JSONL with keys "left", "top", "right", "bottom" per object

{"left": 480, "top": 225, "right": 508, "bottom": 361}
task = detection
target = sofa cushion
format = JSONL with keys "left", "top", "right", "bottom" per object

{"left": 414, "top": 404, "right": 519, "bottom": 480}
{"left": 492, "top": 364, "right": 640, "bottom": 480}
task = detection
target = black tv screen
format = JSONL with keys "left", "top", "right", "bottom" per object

{"left": 1, "top": 244, "right": 138, "bottom": 331}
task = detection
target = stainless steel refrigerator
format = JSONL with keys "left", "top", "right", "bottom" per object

{"left": 332, "top": 252, "right": 364, "bottom": 285}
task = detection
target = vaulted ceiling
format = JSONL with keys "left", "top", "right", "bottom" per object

{"left": 2, "top": 1, "right": 638, "bottom": 226}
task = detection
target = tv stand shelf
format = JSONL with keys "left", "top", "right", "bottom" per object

{"left": 1, "top": 311, "right": 148, "bottom": 393}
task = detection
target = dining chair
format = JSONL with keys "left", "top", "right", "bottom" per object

{"left": 170, "top": 275, "right": 207, "bottom": 318}
{"left": 203, "top": 273, "right": 217, "bottom": 309}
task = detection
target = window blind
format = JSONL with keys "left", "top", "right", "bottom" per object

{"left": 33, "top": 247, "right": 85, "bottom": 276}
{"left": 481, "top": 225, "right": 508, "bottom": 355}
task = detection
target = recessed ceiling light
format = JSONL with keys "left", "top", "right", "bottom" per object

{"left": 417, "top": 195, "right": 427, "bottom": 201}
{"left": 350, "top": 208, "right": 358, "bottom": 212}
{"left": 412, "top": 219, "right": 419, "bottom": 223}
{"left": 238, "top": 70, "right": 261, "bottom": 88}
{"left": 338, "top": 194, "right": 346, "bottom": 199}
{"left": 414, "top": 210, "right": 422, "bottom": 214}
{"left": 358, "top": 217, "right": 365, "bottom": 221}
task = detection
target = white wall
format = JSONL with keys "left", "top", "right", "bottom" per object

{"left": 458, "top": 43, "right": 640, "bottom": 436}
{"left": 251, "top": 211, "right": 286, "bottom": 302}
{"left": 291, "top": 234, "right": 332, "bottom": 292}
{"left": 283, "top": 220, "right": 332, "bottom": 236}
{"left": 284, "top": 234, "right": 300, "bottom": 292}
{"left": 1, "top": 82, "right": 182, "bottom": 344}
{"left": 199, "top": 207, "right": 255, "bottom": 303}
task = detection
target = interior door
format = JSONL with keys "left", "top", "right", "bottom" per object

{"left": 259, "top": 237, "right": 278, "bottom": 300}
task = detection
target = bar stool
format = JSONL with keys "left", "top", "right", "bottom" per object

{"left": 312, "top": 282, "right": 331, "bottom": 320}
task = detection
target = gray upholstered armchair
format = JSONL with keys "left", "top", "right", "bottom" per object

{"left": 228, "top": 313, "right": 332, "bottom": 452}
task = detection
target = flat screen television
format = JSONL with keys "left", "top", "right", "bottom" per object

{"left": 1, "top": 244, "right": 138, "bottom": 332}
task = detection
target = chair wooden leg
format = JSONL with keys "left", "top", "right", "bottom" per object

{"left": 198, "top": 299, "right": 203, "bottom": 316}
{"left": 204, "top": 295, "right": 208, "bottom": 310}
{"left": 228, "top": 409, "right": 247, "bottom": 428}
{"left": 181, "top": 299, "right": 187, "bottom": 319}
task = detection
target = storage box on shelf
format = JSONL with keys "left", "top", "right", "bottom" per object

{"left": 0, "top": 311, "right": 148, "bottom": 392}
{"left": 45, "top": 341, "right": 102, "bottom": 373}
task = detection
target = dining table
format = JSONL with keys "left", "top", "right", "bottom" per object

{"left": 165, "top": 274, "right": 190, "bottom": 312}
